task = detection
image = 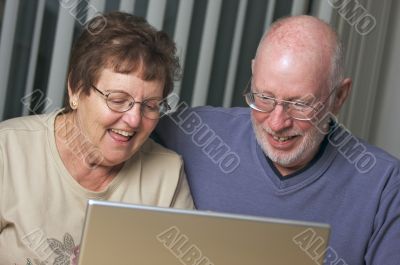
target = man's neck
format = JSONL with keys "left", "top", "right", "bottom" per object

{"left": 274, "top": 163, "right": 306, "bottom": 177}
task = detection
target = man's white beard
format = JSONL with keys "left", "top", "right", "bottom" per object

{"left": 251, "top": 115, "right": 325, "bottom": 167}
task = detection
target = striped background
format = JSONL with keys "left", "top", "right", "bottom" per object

{"left": 2, "top": 1, "right": 400, "bottom": 158}
{"left": 0, "top": 0, "right": 334, "bottom": 121}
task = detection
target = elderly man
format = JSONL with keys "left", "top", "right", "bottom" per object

{"left": 156, "top": 16, "right": 400, "bottom": 265}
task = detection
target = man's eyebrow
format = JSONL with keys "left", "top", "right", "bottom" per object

{"left": 288, "top": 97, "right": 310, "bottom": 102}
{"left": 256, "top": 92, "right": 312, "bottom": 102}
{"left": 252, "top": 83, "right": 318, "bottom": 102}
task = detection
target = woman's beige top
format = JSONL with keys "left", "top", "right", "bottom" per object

{"left": 0, "top": 111, "right": 194, "bottom": 265}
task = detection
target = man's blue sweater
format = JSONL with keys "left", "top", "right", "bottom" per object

{"left": 156, "top": 106, "right": 400, "bottom": 265}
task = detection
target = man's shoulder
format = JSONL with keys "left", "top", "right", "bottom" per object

{"left": 169, "top": 106, "right": 251, "bottom": 127}
{"left": 341, "top": 131, "right": 399, "bottom": 167}
{"left": 164, "top": 106, "right": 252, "bottom": 137}
{"left": 365, "top": 141, "right": 399, "bottom": 163}
{"left": 155, "top": 106, "right": 253, "bottom": 158}
{"left": 362, "top": 140, "right": 400, "bottom": 173}
{"left": 192, "top": 106, "right": 251, "bottom": 118}
{"left": 329, "top": 126, "right": 400, "bottom": 179}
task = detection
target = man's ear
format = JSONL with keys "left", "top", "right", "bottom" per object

{"left": 332, "top": 78, "right": 352, "bottom": 115}
{"left": 251, "top": 59, "right": 255, "bottom": 74}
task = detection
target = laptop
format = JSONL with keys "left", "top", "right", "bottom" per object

{"left": 78, "top": 200, "right": 330, "bottom": 265}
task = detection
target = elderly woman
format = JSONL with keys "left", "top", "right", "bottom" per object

{"left": 0, "top": 12, "right": 193, "bottom": 264}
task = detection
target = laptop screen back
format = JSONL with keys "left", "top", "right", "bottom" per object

{"left": 78, "top": 200, "right": 330, "bottom": 265}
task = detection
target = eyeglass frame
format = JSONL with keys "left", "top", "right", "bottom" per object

{"left": 243, "top": 78, "right": 338, "bottom": 121}
{"left": 91, "top": 85, "right": 171, "bottom": 120}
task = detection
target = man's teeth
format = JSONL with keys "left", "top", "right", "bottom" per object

{"left": 273, "top": 135, "right": 293, "bottom": 142}
{"left": 111, "top": 129, "right": 134, "bottom": 137}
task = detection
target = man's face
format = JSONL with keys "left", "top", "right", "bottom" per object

{"left": 251, "top": 47, "right": 332, "bottom": 174}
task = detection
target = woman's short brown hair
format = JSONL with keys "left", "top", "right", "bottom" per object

{"left": 65, "top": 11, "right": 180, "bottom": 112}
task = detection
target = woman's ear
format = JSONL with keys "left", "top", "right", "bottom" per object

{"left": 332, "top": 78, "right": 352, "bottom": 115}
{"left": 67, "top": 79, "right": 81, "bottom": 110}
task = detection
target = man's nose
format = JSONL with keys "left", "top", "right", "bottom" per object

{"left": 266, "top": 104, "right": 293, "bottom": 131}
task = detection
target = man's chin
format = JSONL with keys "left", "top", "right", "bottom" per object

{"left": 266, "top": 152, "right": 299, "bottom": 167}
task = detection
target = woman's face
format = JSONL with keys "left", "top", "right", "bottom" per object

{"left": 70, "top": 68, "right": 164, "bottom": 167}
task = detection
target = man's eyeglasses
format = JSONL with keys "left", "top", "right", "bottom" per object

{"left": 91, "top": 85, "right": 170, "bottom": 120}
{"left": 243, "top": 78, "right": 337, "bottom": 121}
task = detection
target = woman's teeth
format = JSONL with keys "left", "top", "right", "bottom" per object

{"left": 111, "top": 129, "right": 134, "bottom": 137}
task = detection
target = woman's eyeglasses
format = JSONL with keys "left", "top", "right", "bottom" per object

{"left": 92, "top": 85, "right": 170, "bottom": 120}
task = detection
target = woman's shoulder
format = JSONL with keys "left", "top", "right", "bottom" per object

{"left": 0, "top": 113, "right": 54, "bottom": 132}
{"left": 136, "top": 139, "right": 184, "bottom": 184}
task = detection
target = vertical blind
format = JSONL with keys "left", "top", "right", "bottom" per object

{"left": 0, "top": 0, "right": 320, "bottom": 121}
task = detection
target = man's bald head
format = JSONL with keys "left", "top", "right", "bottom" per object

{"left": 255, "top": 15, "right": 344, "bottom": 90}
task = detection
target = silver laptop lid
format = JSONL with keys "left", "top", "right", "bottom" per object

{"left": 78, "top": 200, "right": 330, "bottom": 265}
